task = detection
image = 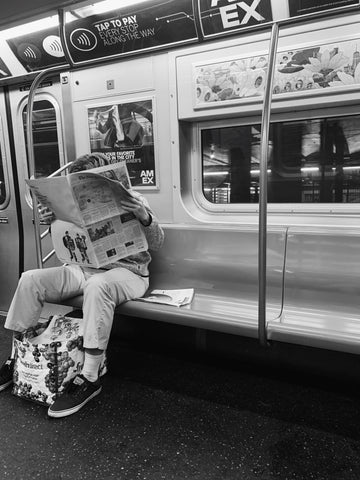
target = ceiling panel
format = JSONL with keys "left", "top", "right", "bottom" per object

{"left": 0, "top": 0, "right": 85, "bottom": 29}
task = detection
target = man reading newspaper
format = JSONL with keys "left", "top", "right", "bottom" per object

{"left": 0, "top": 153, "right": 164, "bottom": 418}
{"left": 26, "top": 154, "right": 150, "bottom": 269}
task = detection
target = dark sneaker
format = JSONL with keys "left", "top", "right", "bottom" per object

{"left": 48, "top": 374, "right": 102, "bottom": 418}
{"left": 0, "top": 358, "right": 14, "bottom": 392}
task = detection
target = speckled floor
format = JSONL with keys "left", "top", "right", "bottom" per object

{"left": 0, "top": 319, "right": 360, "bottom": 480}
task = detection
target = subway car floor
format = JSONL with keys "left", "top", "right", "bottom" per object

{"left": 1, "top": 317, "right": 360, "bottom": 479}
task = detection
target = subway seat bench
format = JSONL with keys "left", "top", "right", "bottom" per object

{"left": 59, "top": 224, "right": 360, "bottom": 355}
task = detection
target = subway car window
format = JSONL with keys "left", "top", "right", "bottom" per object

{"left": 202, "top": 115, "right": 360, "bottom": 204}
{"left": 23, "top": 100, "right": 61, "bottom": 178}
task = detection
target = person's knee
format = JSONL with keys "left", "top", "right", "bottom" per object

{"left": 84, "top": 275, "right": 110, "bottom": 298}
{"left": 18, "top": 269, "right": 40, "bottom": 288}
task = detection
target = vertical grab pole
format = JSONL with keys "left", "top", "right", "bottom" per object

{"left": 258, "top": 23, "right": 280, "bottom": 346}
{"left": 26, "top": 70, "right": 49, "bottom": 269}
{"left": 26, "top": 8, "right": 70, "bottom": 269}
{"left": 26, "top": 67, "right": 67, "bottom": 268}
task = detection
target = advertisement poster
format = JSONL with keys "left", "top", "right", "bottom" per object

{"left": 194, "top": 37, "right": 360, "bottom": 107}
{"left": 65, "top": 0, "right": 197, "bottom": 64}
{"left": 87, "top": 99, "right": 156, "bottom": 188}
{"left": 198, "top": 0, "right": 272, "bottom": 38}
{"left": 6, "top": 26, "right": 66, "bottom": 72}
{"left": 0, "top": 58, "right": 11, "bottom": 79}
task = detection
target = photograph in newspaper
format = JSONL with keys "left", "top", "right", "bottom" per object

{"left": 51, "top": 220, "right": 97, "bottom": 266}
{"left": 52, "top": 214, "right": 148, "bottom": 268}
{"left": 87, "top": 98, "right": 156, "bottom": 187}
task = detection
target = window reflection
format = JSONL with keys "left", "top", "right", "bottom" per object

{"left": 23, "top": 100, "right": 60, "bottom": 178}
{"left": 202, "top": 114, "right": 360, "bottom": 204}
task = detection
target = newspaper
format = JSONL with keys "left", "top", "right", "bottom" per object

{"left": 26, "top": 162, "right": 148, "bottom": 268}
{"left": 136, "top": 289, "right": 195, "bottom": 307}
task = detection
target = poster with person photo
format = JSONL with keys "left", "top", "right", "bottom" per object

{"left": 87, "top": 98, "right": 157, "bottom": 188}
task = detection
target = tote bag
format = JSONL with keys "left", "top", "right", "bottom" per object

{"left": 12, "top": 313, "right": 106, "bottom": 406}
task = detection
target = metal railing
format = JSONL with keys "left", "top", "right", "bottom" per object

{"left": 26, "top": 65, "right": 71, "bottom": 269}
{"left": 256, "top": 4, "right": 360, "bottom": 346}
{"left": 258, "top": 22, "right": 279, "bottom": 346}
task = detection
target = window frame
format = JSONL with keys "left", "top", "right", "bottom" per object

{"left": 192, "top": 103, "right": 360, "bottom": 215}
{"left": 19, "top": 94, "right": 65, "bottom": 208}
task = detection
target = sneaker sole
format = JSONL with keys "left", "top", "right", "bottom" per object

{"left": 47, "top": 386, "right": 102, "bottom": 418}
{"left": 0, "top": 380, "right": 13, "bottom": 392}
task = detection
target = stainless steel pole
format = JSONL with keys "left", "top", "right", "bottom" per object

{"left": 258, "top": 22, "right": 279, "bottom": 346}
{"left": 26, "top": 66, "right": 69, "bottom": 268}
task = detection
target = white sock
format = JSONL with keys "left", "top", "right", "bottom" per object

{"left": 10, "top": 342, "right": 16, "bottom": 360}
{"left": 81, "top": 352, "right": 104, "bottom": 382}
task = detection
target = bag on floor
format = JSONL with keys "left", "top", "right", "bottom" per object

{"left": 12, "top": 313, "right": 107, "bottom": 406}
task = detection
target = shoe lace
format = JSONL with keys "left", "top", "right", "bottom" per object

{"left": 65, "top": 376, "right": 90, "bottom": 398}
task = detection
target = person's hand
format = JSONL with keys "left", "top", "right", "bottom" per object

{"left": 38, "top": 205, "right": 56, "bottom": 224}
{"left": 120, "top": 193, "right": 151, "bottom": 226}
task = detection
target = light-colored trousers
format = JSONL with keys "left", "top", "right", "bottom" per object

{"left": 4, "top": 265, "right": 149, "bottom": 350}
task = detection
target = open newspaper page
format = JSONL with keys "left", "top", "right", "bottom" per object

{"left": 51, "top": 213, "right": 147, "bottom": 268}
{"left": 136, "top": 289, "right": 195, "bottom": 307}
{"left": 67, "top": 168, "right": 133, "bottom": 226}
{"left": 26, "top": 176, "right": 83, "bottom": 227}
{"left": 27, "top": 162, "right": 148, "bottom": 268}
{"left": 86, "top": 162, "right": 132, "bottom": 189}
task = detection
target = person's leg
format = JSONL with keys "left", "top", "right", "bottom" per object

{"left": 79, "top": 268, "right": 148, "bottom": 379}
{"left": 0, "top": 265, "right": 86, "bottom": 392}
{"left": 48, "top": 268, "right": 148, "bottom": 418}
{"left": 82, "top": 267, "right": 149, "bottom": 352}
{"left": 81, "top": 268, "right": 148, "bottom": 379}
{"left": 5, "top": 264, "right": 86, "bottom": 333}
